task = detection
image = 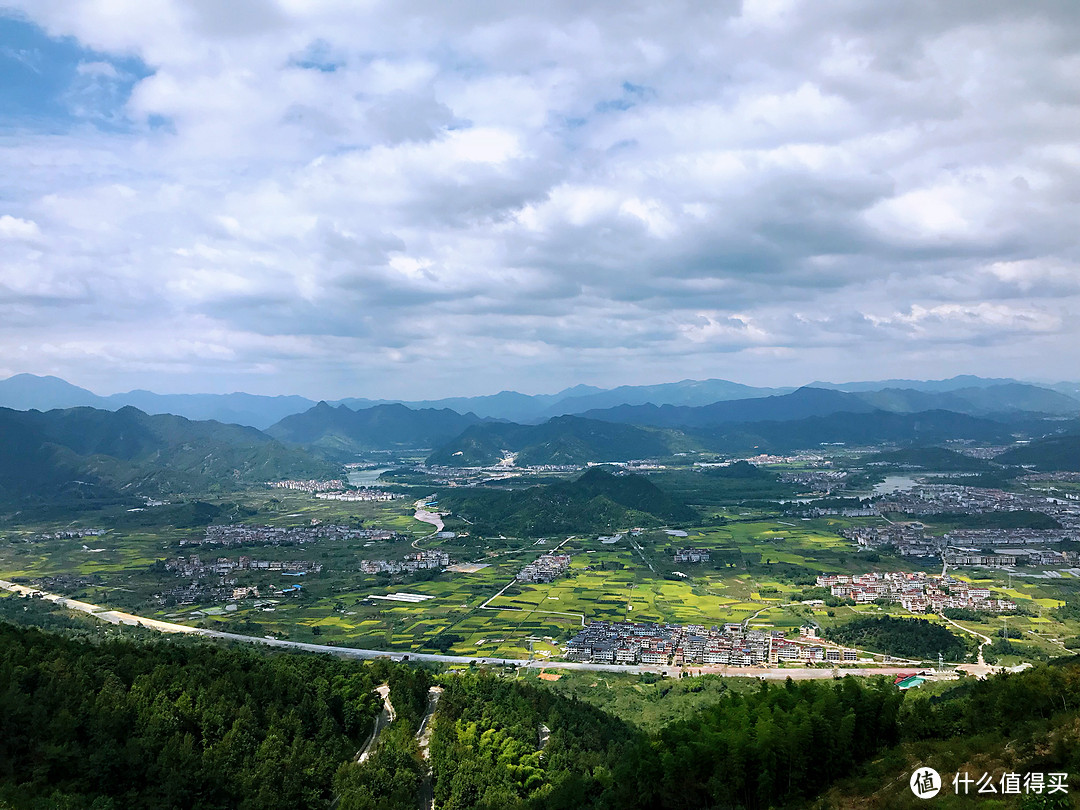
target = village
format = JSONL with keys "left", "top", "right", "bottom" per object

{"left": 565, "top": 620, "right": 863, "bottom": 667}
{"left": 359, "top": 549, "right": 452, "bottom": 575}
{"left": 518, "top": 553, "right": 571, "bottom": 583}
{"left": 180, "top": 523, "right": 400, "bottom": 547}
{"left": 816, "top": 572, "right": 1016, "bottom": 614}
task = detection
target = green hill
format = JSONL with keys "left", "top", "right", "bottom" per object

{"left": 859, "top": 446, "right": 994, "bottom": 471}
{"left": 427, "top": 415, "right": 688, "bottom": 466}
{"left": 995, "top": 433, "right": 1080, "bottom": 471}
{"left": 437, "top": 466, "right": 696, "bottom": 535}
{"left": 0, "top": 405, "right": 338, "bottom": 506}
{"left": 268, "top": 402, "right": 483, "bottom": 459}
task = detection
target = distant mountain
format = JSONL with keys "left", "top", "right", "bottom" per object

{"left": 536, "top": 378, "right": 787, "bottom": 418}
{"left": 0, "top": 405, "right": 337, "bottom": 506}
{"left": 0, "top": 374, "right": 317, "bottom": 430}
{"left": 995, "top": 434, "right": 1080, "bottom": 471}
{"left": 691, "top": 410, "right": 1019, "bottom": 453}
{"left": 808, "top": 375, "right": 1031, "bottom": 393}
{"left": 579, "top": 387, "right": 876, "bottom": 428}
{"left": 437, "top": 466, "right": 696, "bottom": 535}
{"left": 106, "top": 391, "right": 317, "bottom": 430}
{"left": 0, "top": 374, "right": 104, "bottom": 411}
{"left": 333, "top": 385, "right": 606, "bottom": 422}
{"left": 853, "top": 384, "right": 1080, "bottom": 417}
{"left": 426, "top": 415, "right": 686, "bottom": 466}
{"left": 268, "top": 402, "right": 484, "bottom": 459}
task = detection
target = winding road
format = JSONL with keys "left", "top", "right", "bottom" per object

{"left": 356, "top": 684, "right": 395, "bottom": 763}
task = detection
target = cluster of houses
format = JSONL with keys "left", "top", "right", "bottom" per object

{"left": 519, "top": 554, "right": 571, "bottom": 583}
{"left": 876, "top": 483, "right": 1080, "bottom": 534}
{"left": 816, "top": 572, "right": 1016, "bottom": 614}
{"left": 359, "top": 550, "right": 451, "bottom": 575}
{"left": 18, "top": 528, "right": 104, "bottom": 544}
{"left": 565, "top": 621, "right": 860, "bottom": 667}
{"left": 163, "top": 555, "right": 323, "bottom": 578}
{"left": 315, "top": 489, "right": 401, "bottom": 501}
{"left": 673, "top": 548, "right": 711, "bottom": 563}
{"left": 844, "top": 520, "right": 1080, "bottom": 564}
{"left": 267, "top": 479, "right": 346, "bottom": 492}
{"left": 842, "top": 524, "right": 940, "bottom": 557}
{"left": 181, "top": 524, "right": 398, "bottom": 548}
{"left": 778, "top": 469, "right": 849, "bottom": 493}
{"left": 943, "top": 528, "right": 1077, "bottom": 547}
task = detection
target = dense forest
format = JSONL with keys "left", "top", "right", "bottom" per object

{"left": 823, "top": 615, "right": 968, "bottom": 662}
{"left": 4, "top": 618, "right": 1080, "bottom": 810}
{"left": 0, "top": 622, "right": 381, "bottom": 810}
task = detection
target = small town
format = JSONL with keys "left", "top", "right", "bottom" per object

{"left": 565, "top": 620, "right": 862, "bottom": 667}
{"left": 359, "top": 550, "right": 452, "bottom": 575}
{"left": 180, "top": 523, "right": 400, "bottom": 547}
{"left": 267, "top": 479, "right": 346, "bottom": 492}
{"left": 816, "top": 572, "right": 1017, "bottom": 614}
{"left": 518, "top": 553, "right": 571, "bottom": 583}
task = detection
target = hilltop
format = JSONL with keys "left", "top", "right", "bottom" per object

{"left": 427, "top": 415, "right": 687, "bottom": 466}
{"left": 267, "top": 402, "right": 484, "bottom": 459}
{"left": 0, "top": 405, "right": 337, "bottom": 507}
{"left": 437, "top": 466, "right": 697, "bottom": 535}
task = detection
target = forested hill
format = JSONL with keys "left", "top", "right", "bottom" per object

{"left": 995, "top": 432, "right": 1080, "bottom": 471}
{"left": 436, "top": 467, "right": 697, "bottom": 535}
{"left": 267, "top": 402, "right": 484, "bottom": 459}
{"left": 4, "top": 619, "right": 1080, "bottom": 810}
{"left": 427, "top": 415, "right": 686, "bottom": 466}
{"left": 0, "top": 405, "right": 338, "bottom": 507}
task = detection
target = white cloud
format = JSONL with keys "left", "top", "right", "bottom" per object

{"left": 1, "top": 0, "right": 1079, "bottom": 396}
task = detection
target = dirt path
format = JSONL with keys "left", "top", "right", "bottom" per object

{"left": 416, "top": 686, "right": 444, "bottom": 810}
{"left": 356, "top": 684, "right": 395, "bottom": 763}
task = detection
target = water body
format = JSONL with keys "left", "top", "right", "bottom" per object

{"left": 347, "top": 467, "right": 392, "bottom": 486}
{"left": 873, "top": 475, "right": 918, "bottom": 495}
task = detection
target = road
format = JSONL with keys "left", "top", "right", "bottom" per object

{"left": 939, "top": 612, "right": 1002, "bottom": 678}
{"left": 416, "top": 686, "right": 444, "bottom": 810}
{"left": 0, "top": 579, "right": 972, "bottom": 679}
{"left": 356, "top": 684, "right": 394, "bottom": 763}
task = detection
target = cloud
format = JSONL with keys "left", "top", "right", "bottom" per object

{"left": 0, "top": 1, "right": 1078, "bottom": 397}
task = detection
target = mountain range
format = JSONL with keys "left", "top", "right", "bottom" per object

{"left": 3, "top": 373, "right": 1076, "bottom": 429}
{"left": 0, "top": 405, "right": 337, "bottom": 507}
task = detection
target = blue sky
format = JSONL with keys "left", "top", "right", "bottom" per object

{"left": 0, "top": 14, "right": 149, "bottom": 132}
{"left": 1, "top": 2, "right": 1079, "bottom": 399}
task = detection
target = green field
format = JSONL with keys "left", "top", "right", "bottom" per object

{"left": 3, "top": 477, "right": 1080, "bottom": 663}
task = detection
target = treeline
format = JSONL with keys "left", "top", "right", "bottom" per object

{"left": 0, "top": 621, "right": 382, "bottom": 810}
{"left": 823, "top": 615, "right": 968, "bottom": 661}
{"left": 428, "top": 664, "right": 1080, "bottom": 810}
{"left": 426, "top": 673, "right": 903, "bottom": 810}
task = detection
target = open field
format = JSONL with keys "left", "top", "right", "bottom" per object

{"left": 3, "top": 479, "right": 1080, "bottom": 664}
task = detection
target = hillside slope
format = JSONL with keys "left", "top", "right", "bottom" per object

{"left": 0, "top": 406, "right": 337, "bottom": 505}
{"left": 268, "top": 402, "right": 483, "bottom": 458}
{"left": 437, "top": 466, "right": 696, "bottom": 534}
{"left": 427, "top": 415, "right": 687, "bottom": 466}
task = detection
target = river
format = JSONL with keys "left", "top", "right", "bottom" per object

{"left": 347, "top": 467, "right": 392, "bottom": 486}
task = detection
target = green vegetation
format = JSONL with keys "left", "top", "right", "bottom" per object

{"left": 438, "top": 467, "right": 696, "bottom": 535}
{"left": 426, "top": 415, "right": 689, "bottom": 466}
{"left": 860, "top": 445, "right": 994, "bottom": 471}
{"left": 0, "top": 405, "right": 338, "bottom": 510}
{"left": 914, "top": 510, "right": 1062, "bottom": 531}
{"left": 268, "top": 402, "right": 482, "bottom": 461}
{"left": 0, "top": 621, "right": 382, "bottom": 809}
{"left": 996, "top": 433, "right": 1080, "bottom": 471}
{"left": 823, "top": 616, "right": 968, "bottom": 661}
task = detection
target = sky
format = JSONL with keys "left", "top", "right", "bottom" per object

{"left": 1, "top": 1, "right": 1078, "bottom": 399}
